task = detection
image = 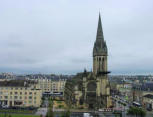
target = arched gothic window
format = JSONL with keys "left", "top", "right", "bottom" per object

{"left": 87, "top": 82, "right": 97, "bottom": 91}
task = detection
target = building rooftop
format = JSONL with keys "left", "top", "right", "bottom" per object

{"left": 0, "top": 80, "right": 37, "bottom": 87}
{"left": 133, "top": 82, "right": 153, "bottom": 91}
{"left": 144, "top": 94, "right": 153, "bottom": 99}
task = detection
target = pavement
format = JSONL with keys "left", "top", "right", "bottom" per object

{"left": 146, "top": 111, "right": 153, "bottom": 117}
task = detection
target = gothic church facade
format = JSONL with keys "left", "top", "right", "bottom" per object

{"left": 64, "top": 14, "right": 112, "bottom": 109}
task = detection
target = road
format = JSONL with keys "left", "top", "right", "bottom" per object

{"left": 54, "top": 112, "right": 120, "bottom": 117}
{"left": 112, "top": 95, "right": 130, "bottom": 117}
{"left": 112, "top": 95, "right": 153, "bottom": 117}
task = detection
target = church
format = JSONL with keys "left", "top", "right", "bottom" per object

{"left": 64, "top": 14, "right": 112, "bottom": 109}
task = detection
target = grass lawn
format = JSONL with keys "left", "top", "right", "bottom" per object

{"left": 0, "top": 109, "right": 35, "bottom": 114}
{"left": 56, "top": 101, "right": 62, "bottom": 104}
{"left": 0, "top": 113, "right": 39, "bottom": 117}
{"left": 53, "top": 100, "right": 67, "bottom": 109}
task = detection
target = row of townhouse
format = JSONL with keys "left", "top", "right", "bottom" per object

{"left": 36, "top": 78, "right": 67, "bottom": 96}
{"left": 0, "top": 76, "right": 67, "bottom": 107}
{"left": 0, "top": 80, "right": 42, "bottom": 107}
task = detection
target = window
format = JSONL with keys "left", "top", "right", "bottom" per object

{"left": 20, "top": 96, "right": 22, "bottom": 99}
{"left": 15, "top": 92, "right": 18, "bottom": 95}
{"left": 4, "top": 96, "right": 8, "bottom": 99}
{"left": 24, "top": 101, "right": 27, "bottom": 104}
{"left": 25, "top": 96, "right": 27, "bottom": 99}
{"left": 14, "top": 96, "right": 18, "bottom": 99}
{"left": 29, "top": 92, "right": 32, "bottom": 95}
{"left": 29, "top": 101, "right": 32, "bottom": 104}
{"left": 10, "top": 92, "right": 12, "bottom": 95}
{"left": 25, "top": 92, "right": 27, "bottom": 95}
{"left": 20, "top": 92, "right": 22, "bottom": 95}
{"left": 29, "top": 96, "right": 32, "bottom": 99}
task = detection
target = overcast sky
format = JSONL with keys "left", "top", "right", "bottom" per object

{"left": 0, "top": 0, "right": 153, "bottom": 75}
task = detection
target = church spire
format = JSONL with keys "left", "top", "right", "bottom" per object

{"left": 96, "top": 13, "right": 104, "bottom": 42}
{"left": 93, "top": 13, "right": 107, "bottom": 57}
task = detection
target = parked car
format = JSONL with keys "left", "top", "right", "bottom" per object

{"left": 2, "top": 105, "right": 9, "bottom": 109}
{"left": 147, "top": 108, "right": 152, "bottom": 111}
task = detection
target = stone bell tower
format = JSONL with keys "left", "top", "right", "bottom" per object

{"left": 93, "top": 14, "right": 108, "bottom": 75}
{"left": 92, "top": 14, "right": 111, "bottom": 108}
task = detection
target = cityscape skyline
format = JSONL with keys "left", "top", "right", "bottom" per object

{"left": 0, "top": 0, "right": 153, "bottom": 75}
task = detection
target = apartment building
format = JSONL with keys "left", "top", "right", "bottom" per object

{"left": 143, "top": 94, "right": 153, "bottom": 110}
{"left": 37, "top": 78, "right": 66, "bottom": 96}
{"left": 0, "top": 80, "right": 42, "bottom": 107}
{"left": 133, "top": 82, "right": 153, "bottom": 105}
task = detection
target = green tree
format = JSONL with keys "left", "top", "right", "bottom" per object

{"left": 46, "top": 98, "right": 54, "bottom": 117}
{"left": 127, "top": 107, "right": 146, "bottom": 117}
{"left": 61, "top": 110, "right": 70, "bottom": 117}
{"left": 122, "top": 103, "right": 126, "bottom": 106}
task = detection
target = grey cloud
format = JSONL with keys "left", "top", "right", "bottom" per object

{"left": 0, "top": 0, "right": 153, "bottom": 74}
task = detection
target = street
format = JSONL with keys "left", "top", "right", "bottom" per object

{"left": 54, "top": 112, "right": 120, "bottom": 117}
{"left": 112, "top": 95, "right": 153, "bottom": 117}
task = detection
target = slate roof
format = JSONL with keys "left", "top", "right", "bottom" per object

{"left": 133, "top": 82, "right": 153, "bottom": 91}
{"left": 141, "top": 82, "right": 153, "bottom": 91}
{"left": 0, "top": 80, "right": 36, "bottom": 87}
{"left": 143, "top": 94, "right": 153, "bottom": 99}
